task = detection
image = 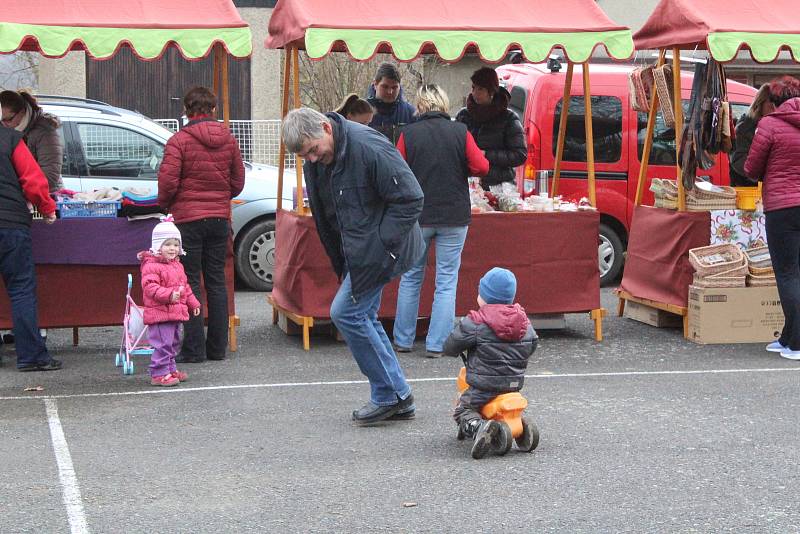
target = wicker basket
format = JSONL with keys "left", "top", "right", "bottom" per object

{"left": 693, "top": 265, "right": 747, "bottom": 288}
{"left": 689, "top": 243, "right": 746, "bottom": 277}
{"left": 745, "top": 243, "right": 771, "bottom": 268}
{"left": 686, "top": 197, "right": 738, "bottom": 211}
{"left": 747, "top": 272, "right": 777, "bottom": 287}
{"left": 691, "top": 184, "right": 737, "bottom": 201}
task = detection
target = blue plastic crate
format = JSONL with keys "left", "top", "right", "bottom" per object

{"left": 57, "top": 200, "right": 121, "bottom": 219}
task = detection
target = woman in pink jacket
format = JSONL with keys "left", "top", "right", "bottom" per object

{"left": 745, "top": 75, "right": 800, "bottom": 360}
{"left": 139, "top": 217, "right": 201, "bottom": 386}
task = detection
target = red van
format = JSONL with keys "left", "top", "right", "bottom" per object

{"left": 495, "top": 62, "right": 757, "bottom": 284}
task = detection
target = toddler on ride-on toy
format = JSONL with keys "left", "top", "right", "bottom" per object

{"left": 443, "top": 267, "right": 539, "bottom": 459}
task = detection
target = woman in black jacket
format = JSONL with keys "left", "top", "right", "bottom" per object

{"left": 456, "top": 67, "right": 527, "bottom": 189}
{"left": 729, "top": 84, "right": 773, "bottom": 186}
{"left": 392, "top": 85, "right": 489, "bottom": 357}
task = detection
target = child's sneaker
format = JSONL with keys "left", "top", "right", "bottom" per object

{"left": 172, "top": 370, "right": 188, "bottom": 382}
{"left": 471, "top": 420, "right": 501, "bottom": 460}
{"left": 151, "top": 373, "right": 179, "bottom": 387}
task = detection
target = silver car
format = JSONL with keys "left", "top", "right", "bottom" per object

{"left": 40, "top": 96, "right": 293, "bottom": 291}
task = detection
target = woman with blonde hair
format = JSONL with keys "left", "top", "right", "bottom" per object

{"left": 334, "top": 93, "right": 374, "bottom": 125}
{"left": 392, "top": 84, "right": 489, "bottom": 357}
{"left": 730, "top": 83, "right": 774, "bottom": 185}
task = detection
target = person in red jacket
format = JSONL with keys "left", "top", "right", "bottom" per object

{"left": 745, "top": 75, "right": 800, "bottom": 360}
{"left": 0, "top": 122, "right": 59, "bottom": 371}
{"left": 138, "top": 217, "right": 201, "bottom": 386}
{"left": 157, "top": 87, "right": 244, "bottom": 363}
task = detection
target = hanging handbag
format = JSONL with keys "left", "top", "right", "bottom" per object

{"left": 653, "top": 65, "right": 675, "bottom": 127}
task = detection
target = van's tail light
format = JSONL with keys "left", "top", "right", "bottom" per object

{"left": 521, "top": 125, "right": 541, "bottom": 195}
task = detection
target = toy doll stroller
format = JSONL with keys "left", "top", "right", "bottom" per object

{"left": 456, "top": 354, "right": 540, "bottom": 455}
{"left": 115, "top": 274, "right": 153, "bottom": 375}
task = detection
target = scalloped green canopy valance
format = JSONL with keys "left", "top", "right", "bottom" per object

{"left": 0, "top": 22, "right": 252, "bottom": 60}
{"left": 303, "top": 28, "right": 634, "bottom": 63}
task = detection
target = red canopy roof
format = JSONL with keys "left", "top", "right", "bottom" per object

{"left": 1, "top": 0, "right": 252, "bottom": 59}
{"left": 266, "top": 0, "right": 634, "bottom": 63}
{"left": 634, "top": 0, "right": 800, "bottom": 62}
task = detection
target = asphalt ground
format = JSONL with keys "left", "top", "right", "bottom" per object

{"left": 1, "top": 288, "right": 799, "bottom": 533}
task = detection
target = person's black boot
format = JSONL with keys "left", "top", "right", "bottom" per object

{"left": 470, "top": 419, "right": 500, "bottom": 460}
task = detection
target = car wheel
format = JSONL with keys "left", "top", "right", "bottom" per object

{"left": 599, "top": 222, "right": 624, "bottom": 286}
{"left": 235, "top": 219, "right": 276, "bottom": 291}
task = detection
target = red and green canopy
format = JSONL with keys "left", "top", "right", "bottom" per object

{"left": 0, "top": 0, "right": 252, "bottom": 60}
{"left": 266, "top": 0, "right": 633, "bottom": 63}
{"left": 634, "top": 0, "right": 800, "bottom": 62}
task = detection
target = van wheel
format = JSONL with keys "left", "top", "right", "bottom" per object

{"left": 599, "top": 223, "right": 624, "bottom": 286}
{"left": 235, "top": 219, "right": 276, "bottom": 292}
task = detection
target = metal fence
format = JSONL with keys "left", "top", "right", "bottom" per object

{"left": 155, "top": 119, "right": 296, "bottom": 168}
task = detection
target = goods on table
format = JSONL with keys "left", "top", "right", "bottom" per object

{"left": 650, "top": 179, "right": 738, "bottom": 211}
{"left": 469, "top": 179, "right": 596, "bottom": 213}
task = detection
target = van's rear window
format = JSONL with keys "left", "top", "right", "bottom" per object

{"left": 552, "top": 96, "right": 623, "bottom": 163}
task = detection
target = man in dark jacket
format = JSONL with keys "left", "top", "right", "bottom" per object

{"left": 367, "top": 63, "right": 416, "bottom": 143}
{"left": 282, "top": 108, "right": 425, "bottom": 424}
{"left": 443, "top": 267, "right": 537, "bottom": 459}
{"left": 456, "top": 67, "right": 527, "bottom": 190}
{"left": 0, "top": 122, "right": 60, "bottom": 371}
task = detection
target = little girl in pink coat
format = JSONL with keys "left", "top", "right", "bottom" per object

{"left": 138, "top": 217, "right": 201, "bottom": 386}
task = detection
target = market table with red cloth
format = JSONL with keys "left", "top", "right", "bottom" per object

{"left": 0, "top": 218, "right": 236, "bottom": 336}
{"left": 272, "top": 209, "right": 601, "bottom": 321}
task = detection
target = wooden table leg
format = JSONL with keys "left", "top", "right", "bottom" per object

{"left": 228, "top": 315, "right": 239, "bottom": 352}
{"left": 591, "top": 308, "right": 606, "bottom": 342}
{"left": 617, "top": 296, "right": 626, "bottom": 317}
{"left": 72, "top": 327, "right": 79, "bottom": 346}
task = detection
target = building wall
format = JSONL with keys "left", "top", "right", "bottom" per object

{"left": 240, "top": 6, "right": 282, "bottom": 119}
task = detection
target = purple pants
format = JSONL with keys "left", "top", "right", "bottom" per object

{"left": 148, "top": 322, "right": 182, "bottom": 377}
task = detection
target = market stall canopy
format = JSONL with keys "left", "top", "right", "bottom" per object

{"left": 0, "top": 0, "right": 252, "bottom": 60}
{"left": 634, "top": 0, "right": 800, "bottom": 62}
{"left": 266, "top": 0, "right": 633, "bottom": 63}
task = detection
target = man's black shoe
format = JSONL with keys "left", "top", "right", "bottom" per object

{"left": 353, "top": 393, "right": 415, "bottom": 424}
{"left": 388, "top": 393, "right": 416, "bottom": 420}
{"left": 18, "top": 359, "right": 63, "bottom": 372}
{"left": 352, "top": 401, "right": 401, "bottom": 424}
{"left": 175, "top": 355, "right": 206, "bottom": 364}
{"left": 206, "top": 355, "right": 226, "bottom": 361}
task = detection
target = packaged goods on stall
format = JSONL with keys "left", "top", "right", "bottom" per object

{"left": 468, "top": 179, "right": 596, "bottom": 213}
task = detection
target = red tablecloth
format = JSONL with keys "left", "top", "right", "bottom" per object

{"left": 272, "top": 209, "right": 601, "bottom": 318}
{"left": 0, "top": 219, "right": 235, "bottom": 329}
{"left": 619, "top": 206, "right": 711, "bottom": 307}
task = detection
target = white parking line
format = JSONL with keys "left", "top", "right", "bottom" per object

{"left": 44, "top": 399, "right": 90, "bottom": 534}
{"left": 0, "top": 366, "right": 797, "bottom": 402}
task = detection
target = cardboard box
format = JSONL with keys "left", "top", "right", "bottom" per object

{"left": 687, "top": 285, "right": 784, "bottom": 344}
{"left": 625, "top": 300, "right": 683, "bottom": 328}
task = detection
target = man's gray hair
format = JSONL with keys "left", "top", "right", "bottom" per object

{"left": 282, "top": 108, "right": 330, "bottom": 153}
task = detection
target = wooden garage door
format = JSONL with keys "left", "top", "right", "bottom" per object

{"left": 85, "top": 47, "right": 251, "bottom": 121}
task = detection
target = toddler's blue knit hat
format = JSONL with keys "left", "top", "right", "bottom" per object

{"left": 479, "top": 267, "right": 517, "bottom": 305}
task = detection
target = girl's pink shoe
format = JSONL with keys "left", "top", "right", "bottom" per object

{"left": 172, "top": 370, "right": 188, "bottom": 382}
{"left": 151, "top": 373, "right": 179, "bottom": 387}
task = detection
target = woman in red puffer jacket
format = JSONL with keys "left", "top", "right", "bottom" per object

{"left": 158, "top": 87, "right": 244, "bottom": 364}
{"left": 745, "top": 75, "right": 800, "bottom": 360}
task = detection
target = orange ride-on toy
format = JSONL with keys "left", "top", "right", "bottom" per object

{"left": 456, "top": 365, "right": 539, "bottom": 455}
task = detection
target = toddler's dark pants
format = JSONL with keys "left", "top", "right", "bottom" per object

{"left": 453, "top": 387, "right": 498, "bottom": 426}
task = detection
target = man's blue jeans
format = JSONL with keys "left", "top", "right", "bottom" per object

{"left": 331, "top": 273, "right": 412, "bottom": 406}
{"left": 0, "top": 228, "right": 52, "bottom": 368}
{"left": 393, "top": 226, "right": 469, "bottom": 352}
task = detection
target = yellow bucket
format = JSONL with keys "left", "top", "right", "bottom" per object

{"left": 735, "top": 184, "right": 762, "bottom": 211}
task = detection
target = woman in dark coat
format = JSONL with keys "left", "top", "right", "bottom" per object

{"left": 392, "top": 85, "right": 489, "bottom": 356}
{"left": 456, "top": 67, "right": 527, "bottom": 190}
{"left": 0, "top": 91, "right": 64, "bottom": 192}
{"left": 729, "top": 84, "right": 773, "bottom": 186}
